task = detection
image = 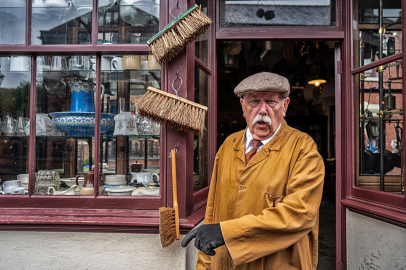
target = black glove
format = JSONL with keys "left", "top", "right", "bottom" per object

{"left": 181, "top": 223, "right": 225, "bottom": 256}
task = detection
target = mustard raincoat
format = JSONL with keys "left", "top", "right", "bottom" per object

{"left": 197, "top": 120, "right": 325, "bottom": 270}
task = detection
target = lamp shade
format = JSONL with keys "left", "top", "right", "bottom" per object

{"left": 308, "top": 78, "right": 326, "bottom": 86}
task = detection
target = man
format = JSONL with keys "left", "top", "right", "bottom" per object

{"left": 181, "top": 72, "right": 325, "bottom": 270}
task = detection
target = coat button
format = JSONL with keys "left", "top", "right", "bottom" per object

{"left": 238, "top": 185, "right": 244, "bottom": 190}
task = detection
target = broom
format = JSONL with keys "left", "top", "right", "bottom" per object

{"left": 135, "top": 86, "right": 208, "bottom": 137}
{"left": 147, "top": 4, "right": 212, "bottom": 64}
{"left": 159, "top": 149, "right": 179, "bottom": 247}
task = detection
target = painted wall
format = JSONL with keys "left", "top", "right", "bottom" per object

{"left": 346, "top": 210, "right": 406, "bottom": 269}
{"left": 0, "top": 229, "right": 199, "bottom": 270}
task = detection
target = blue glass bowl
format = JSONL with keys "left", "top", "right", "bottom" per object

{"left": 49, "top": 112, "right": 115, "bottom": 136}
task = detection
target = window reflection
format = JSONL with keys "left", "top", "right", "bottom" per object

{"left": 353, "top": 0, "right": 402, "bottom": 69}
{"left": 99, "top": 53, "right": 161, "bottom": 196}
{"left": 30, "top": 0, "right": 160, "bottom": 45}
{"left": 0, "top": 1, "right": 26, "bottom": 44}
{"left": 220, "top": 0, "right": 336, "bottom": 27}
{"left": 0, "top": 56, "right": 31, "bottom": 195}
{"left": 193, "top": 65, "right": 208, "bottom": 192}
{"left": 356, "top": 60, "right": 404, "bottom": 194}
{"left": 195, "top": 0, "right": 210, "bottom": 67}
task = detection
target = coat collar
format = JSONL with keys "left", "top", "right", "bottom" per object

{"left": 233, "top": 119, "right": 290, "bottom": 167}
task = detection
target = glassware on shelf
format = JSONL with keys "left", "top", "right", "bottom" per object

{"left": 3, "top": 113, "right": 16, "bottom": 135}
{"left": 16, "top": 110, "right": 26, "bottom": 136}
{"left": 113, "top": 98, "right": 139, "bottom": 136}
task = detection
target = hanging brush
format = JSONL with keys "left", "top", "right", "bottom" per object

{"left": 159, "top": 148, "right": 179, "bottom": 247}
{"left": 147, "top": 4, "right": 212, "bottom": 64}
{"left": 135, "top": 73, "right": 207, "bottom": 137}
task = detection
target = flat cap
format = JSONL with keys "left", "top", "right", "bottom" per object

{"left": 234, "top": 72, "right": 290, "bottom": 98}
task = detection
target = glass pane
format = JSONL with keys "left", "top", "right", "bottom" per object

{"left": 353, "top": 0, "right": 402, "bottom": 69}
{"left": 99, "top": 53, "right": 161, "bottom": 196}
{"left": 220, "top": 0, "right": 336, "bottom": 27}
{"left": 98, "top": 0, "right": 159, "bottom": 44}
{"left": 0, "top": 56, "right": 31, "bottom": 195}
{"left": 356, "top": 59, "right": 404, "bottom": 194}
{"left": 193, "top": 65, "right": 208, "bottom": 192}
{"left": 195, "top": 0, "right": 210, "bottom": 67}
{"left": 0, "top": 1, "right": 26, "bottom": 44}
{"left": 35, "top": 54, "right": 99, "bottom": 195}
{"left": 31, "top": 0, "right": 97, "bottom": 44}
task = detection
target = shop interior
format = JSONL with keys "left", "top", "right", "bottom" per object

{"left": 216, "top": 40, "right": 337, "bottom": 268}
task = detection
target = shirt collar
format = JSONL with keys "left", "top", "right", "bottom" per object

{"left": 245, "top": 122, "right": 282, "bottom": 151}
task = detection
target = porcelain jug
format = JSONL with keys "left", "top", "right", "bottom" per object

{"left": 68, "top": 81, "right": 105, "bottom": 112}
{"left": 76, "top": 169, "right": 103, "bottom": 195}
{"left": 130, "top": 172, "right": 159, "bottom": 187}
{"left": 2, "top": 180, "right": 21, "bottom": 194}
{"left": 48, "top": 185, "right": 77, "bottom": 195}
{"left": 113, "top": 112, "right": 139, "bottom": 136}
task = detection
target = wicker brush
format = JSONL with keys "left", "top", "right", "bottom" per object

{"left": 136, "top": 86, "right": 208, "bottom": 137}
{"left": 147, "top": 4, "right": 212, "bottom": 64}
{"left": 159, "top": 149, "right": 179, "bottom": 248}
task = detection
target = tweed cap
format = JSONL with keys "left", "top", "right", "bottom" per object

{"left": 234, "top": 72, "right": 290, "bottom": 98}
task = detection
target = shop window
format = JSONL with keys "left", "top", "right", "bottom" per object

{"left": 353, "top": 0, "right": 402, "bottom": 69}
{"left": 29, "top": 0, "right": 160, "bottom": 45}
{"left": 0, "top": 56, "right": 31, "bottom": 193}
{"left": 195, "top": 0, "right": 210, "bottom": 67}
{"left": 32, "top": 53, "right": 161, "bottom": 196}
{"left": 219, "top": 0, "right": 336, "bottom": 27}
{"left": 355, "top": 60, "right": 403, "bottom": 193}
{"left": 0, "top": 1, "right": 25, "bottom": 44}
{"left": 98, "top": 0, "right": 159, "bottom": 44}
{"left": 193, "top": 65, "right": 209, "bottom": 192}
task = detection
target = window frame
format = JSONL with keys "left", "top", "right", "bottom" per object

{"left": 343, "top": 0, "right": 406, "bottom": 224}
{"left": 215, "top": 0, "right": 343, "bottom": 39}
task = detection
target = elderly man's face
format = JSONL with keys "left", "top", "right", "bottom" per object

{"left": 240, "top": 92, "right": 290, "bottom": 140}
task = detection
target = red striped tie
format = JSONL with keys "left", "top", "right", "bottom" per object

{"left": 245, "top": 139, "right": 263, "bottom": 164}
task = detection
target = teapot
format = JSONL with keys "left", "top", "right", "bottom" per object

{"left": 76, "top": 169, "right": 103, "bottom": 195}
{"left": 68, "top": 80, "right": 105, "bottom": 112}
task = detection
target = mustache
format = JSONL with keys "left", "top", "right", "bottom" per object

{"left": 252, "top": 114, "right": 272, "bottom": 126}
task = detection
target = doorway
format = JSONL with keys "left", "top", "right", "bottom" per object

{"left": 216, "top": 40, "right": 337, "bottom": 269}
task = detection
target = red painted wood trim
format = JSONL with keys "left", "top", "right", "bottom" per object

{"left": 334, "top": 42, "right": 344, "bottom": 270}
{"left": 343, "top": 198, "right": 406, "bottom": 225}
{"left": 195, "top": 56, "right": 211, "bottom": 75}
{"left": 193, "top": 186, "right": 209, "bottom": 205}
{"left": 208, "top": 0, "right": 217, "bottom": 190}
{"left": 29, "top": 55, "right": 36, "bottom": 196}
{"left": 0, "top": 196, "right": 162, "bottom": 209}
{"left": 216, "top": 30, "right": 344, "bottom": 40}
{"left": 26, "top": 0, "right": 31, "bottom": 45}
{"left": 351, "top": 53, "right": 402, "bottom": 74}
{"left": 0, "top": 44, "right": 152, "bottom": 54}
{"left": 350, "top": 186, "right": 404, "bottom": 208}
{"left": 347, "top": 206, "right": 406, "bottom": 230}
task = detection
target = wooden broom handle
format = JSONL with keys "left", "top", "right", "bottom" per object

{"left": 171, "top": 149, "right": 180, "bottom": 240}
{"left": 147, "top": 87, "right": 208, "bottom": 111}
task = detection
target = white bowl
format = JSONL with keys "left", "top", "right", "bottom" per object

{"left": 105, "top": 186, "right": 135, "bottom": 196}
{"left": 61, "top": 178, "right": 84, "bottom": 187}
{"left": 104, "top": 181, "right": 127, "bottom": 185}
{"left": 105, "top": 175, "right": 126, "bottom": 181}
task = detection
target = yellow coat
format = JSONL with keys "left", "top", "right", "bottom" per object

{"left": 197, "top": 120, "right": 325, "bottom": 270}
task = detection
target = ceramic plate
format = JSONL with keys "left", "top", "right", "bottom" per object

{"left": 61, "top": 178, "right": 84, "bottom": 187}
{"left": 105, "top": 186, "right": 135, "bottom": 196}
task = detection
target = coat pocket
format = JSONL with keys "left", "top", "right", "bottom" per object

{"left": 265, "top": 192, "right": 285, "bottom": 207}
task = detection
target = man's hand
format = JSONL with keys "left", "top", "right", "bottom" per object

{"left": 181, "top": 223, "right": 225, "bottom": 256}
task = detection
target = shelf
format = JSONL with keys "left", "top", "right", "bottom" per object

{"left": 103, "top": 135, "right": 160, "bottom": 140}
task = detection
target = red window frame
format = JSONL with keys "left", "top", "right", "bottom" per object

{"left": 342, "top": 0, "right": 406, "bottom": 224}
{"left": 0, "top": 0, "right": 211, "bottom": 232}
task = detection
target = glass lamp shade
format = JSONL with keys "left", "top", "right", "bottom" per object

{"left": 308, "top": 78, "right": 326, "bottom": 87}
